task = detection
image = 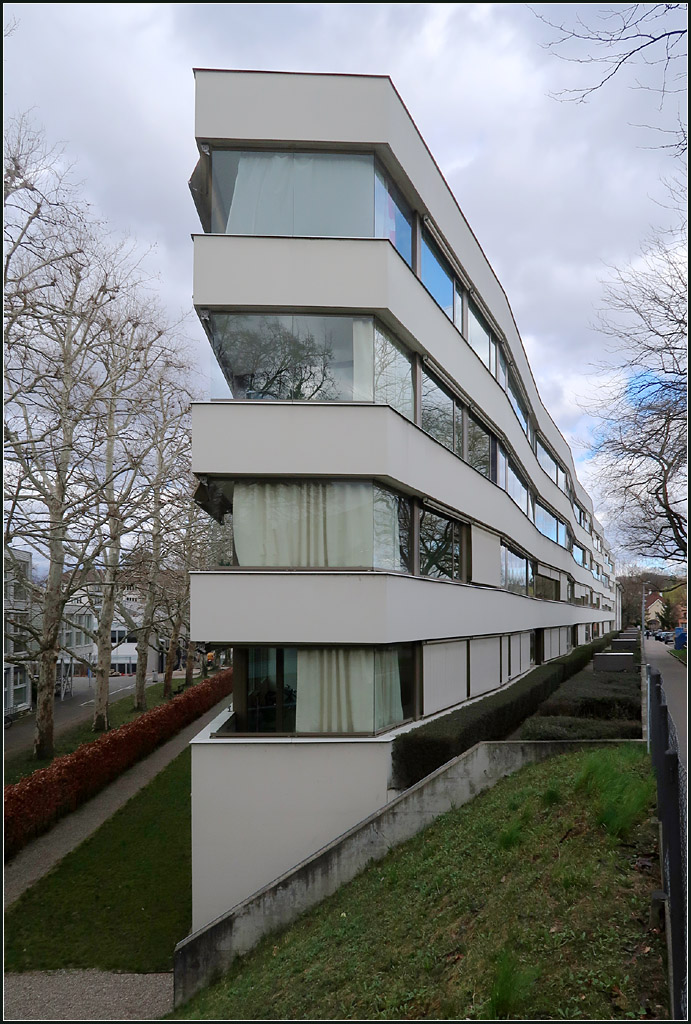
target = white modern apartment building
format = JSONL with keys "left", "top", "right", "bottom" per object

{"left": 4, "top": 548, "right": 34, "bottom": 714}
{"left": 188, "top": 70, "right": 620, "bottom": 932}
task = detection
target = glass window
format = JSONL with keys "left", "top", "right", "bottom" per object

{"left": 208, "top": 313, "right": 375, "bottom": 402}
{"left": 573, "top": 544, "right": 585, "bottom": 567}
{"left": 556, "top": 465, "right": 567, "bottom": 493}
{"left": 496, "top": 345, "right": 507, "bottom": 390}
{"left": 537, "top": 438, "right": 557, "bottom": 482}
{"left": 501, "top": 544, "right": 528, "bottom": 595}
{"left": 557, "top": 520, "right": 567, "bottom": 548}
{"left": 495, "top": 442, "right": 507, "bottom": 489}
{"left": 535, "top": 574, "right": 560, "bottom": 601}
{"left": 508, "top": 373, "right": 528, "bottom": 434}
{"left": 453, "top": 281, "right": 464, "bottom": 332}
{"left": 421, "top": 230, "right": 453, "bottom": 319}
{"left": 467, "top": 301, "right": 491, "bottom": 368}
{"left": 374, "top": 165, "right": 412, "bottom": 266}
{"left": 238, "top": 644, "right": 414, "bottom": 735}
{"left": 507, "top": 460, "right": 529, "bottom": 515}
{"left": 467, "top": 414, "right": 491, "bottom": 478}
{"left": 421, "top": 370, "right": 454, "bottom": 451}
{"left": 229, "top": 480, "right": 412, "bottom": 573}
{"left": 535, "top": 502, "right": 558, "bottom": 542}
{"left": 454, "top": 403, "right": 464, "bottom": 460}
{"left": 212, "top": 150, "right": 375, "bottom": 238}
{"left": 419, "top": 510, "right": 466, "bottom": 582}
{"left": 373, "top": 324, "right": 414, "bottom": 421}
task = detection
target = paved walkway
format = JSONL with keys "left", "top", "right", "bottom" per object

{"left": 4, "top": 694, "right": 230, "bottom": 1020}
{"left": 643, "top": 636, "right": 687, "bottom": 767}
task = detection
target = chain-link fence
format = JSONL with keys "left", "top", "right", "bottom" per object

{"left": 648, "top": 666, "right": 687, "bottom": 1020}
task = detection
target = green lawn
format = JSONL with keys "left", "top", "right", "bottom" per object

{"left": 4, "top": 677, "right": 200, "bottom": 786}
{"left": 669, "top": 648, "right": 687, "bottom": 665}
{"left": 4, "top": 747, "right": 192, "bottom": 974}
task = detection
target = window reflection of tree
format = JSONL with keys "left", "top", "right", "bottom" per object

{"left": 467, "top": 416, "right": 491, "bottom": 476}
{"left": 420, "top": 511, "right": 455, "bottom": 579}
{"left": 421, "top": 372, "right": 454, "bottom": 451}
{"left": 210, "top": 317, "right": 340, "bottom": 401}
{"left": 373, "top": 326, "right": 413, "bottom": 419}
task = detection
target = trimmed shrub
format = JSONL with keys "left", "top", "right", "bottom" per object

{"left": 519, "top": 716, "right": 641, "bottom": 741}
{"left": 536, "top": 669, "right": 641, "bottom": 721}
{"left": 4, "top": 669, "right": 233, "bottom": 860}
{"left": 391, "top": 635, "right": 616, "bottom": 789}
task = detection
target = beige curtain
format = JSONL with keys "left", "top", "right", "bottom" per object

{"left": 233, "top": 481, "right": 375, "bottom": 567}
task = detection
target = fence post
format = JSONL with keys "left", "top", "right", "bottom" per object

{"left": 663, "top": 749, "right": 685, "bottom": 1021}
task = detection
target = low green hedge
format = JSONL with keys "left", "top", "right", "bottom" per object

{"left": 536, "top": 669, "right": 641, "bottom": 722}
{"left": 391, "top": 634, "right": 614, "bottom": 789}
{"left": 520, "top": 716, "right": 642, "bottom": 741}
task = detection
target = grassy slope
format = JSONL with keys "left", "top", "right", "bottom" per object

{"left": 5, "top": 745, "right": 667, "bottom": 1019}
{"left": 172, "top": 745, "right": 666, "bottom": 1021}
{"left": 669, "top": 648, "right": 686, "bottom": 665}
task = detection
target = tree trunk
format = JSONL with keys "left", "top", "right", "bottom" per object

{"left": 163, "top": 616, "right": 182, "bottom": 700}
{"left": 184, "top": 639, "right": 196, "bottom": 688}
{"left": 134, "top": 625, "right": 153, "bottom": 711}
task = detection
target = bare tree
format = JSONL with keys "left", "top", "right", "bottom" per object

{"left": 586, "top": 178, "right": 687, "bottom": 563}
{"left": 3, "top": 116, "right": 193, "bottom": 754}
{"left": 530, "top": 3, "right": 687, "bottom": 153}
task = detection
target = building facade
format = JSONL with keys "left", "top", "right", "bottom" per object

{"left": 4, "top": 548, "right": 35, "bottom": 714}
{"left": 188, "top": 70, "right": 620, "bottom": 932}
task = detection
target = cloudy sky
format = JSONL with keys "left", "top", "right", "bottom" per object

{"left": 4, "top": 2, "right": 685, "bottom": 533}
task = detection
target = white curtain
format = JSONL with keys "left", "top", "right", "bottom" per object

{"left": 374, "top": 649, "right": 404, "bottom": 731}
{"left": 296, "top": 648, "right": 374, "bottom": 732}
{"left": 373, "top": 487, "right": 401, "bottom": 570}
{"left": 227, "top": 153, "right": 293, "bottom": 235}
{"left": 296, "top": 647, "right": 403, "bottom": 733}
{"left": 233, "top": 481, "right": 375, "bottom": 567}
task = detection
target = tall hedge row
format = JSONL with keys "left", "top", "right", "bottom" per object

{"left": 4, "top": 670, "right": 233, "bottom": 860}
{"left": 391, "top": 635, "right": 615, "bottom": 789}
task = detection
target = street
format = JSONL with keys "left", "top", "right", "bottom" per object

{"left": 3, "top": 674, "right": 165, "bottom": 758}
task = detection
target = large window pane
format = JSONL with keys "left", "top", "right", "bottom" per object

{"left": 212, "top": 150, "right": 375, "bottom": 237}
{"left": 502, "top": 544, "right": 528, "bottom": 595}
{"left": 420, "top": 510, "right": 454, "bottom": 579}
{"left": 374, "top": 166, "right": 413, "bottom": 266}
{"left": 508, "top": 373, "right": 528, "bottom": 434}
{"left": 421, "top": 370, "right": 454, "bottom": 450}
{"left": 374, "top": 324, "right": 414, "bottom": 421}
{"left": 467, "top": 414, "right": 491, "bottom": 477}
{"left": 535, "top": 502, "right": 558, "bottom": 542}
{"left": 507, "top": 460, "right": 529, "bottom": 515}
{"left": 537, "top": 438, "right": 557, "bottom": 482}
{"left": 468, "top": 301, "right": 491, "bottom": 368}
{"left": 421, "top": 230, "right": 453, "bottom": 318}
{"left": 229, "top": 480, "right": 411, "bottom": 572}
{"left": 208, "top": 313, "right": 374, "bottom": 402}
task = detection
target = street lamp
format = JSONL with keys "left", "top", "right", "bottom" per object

{"left": 641, "top": 581, "right": 653, "bottom": 642}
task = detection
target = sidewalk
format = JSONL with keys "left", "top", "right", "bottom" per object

{"left": 643, "top": 636, "right": 687, "bottom": 767}
{"left": 5, "top": 693, "right": 230, "bottom": 908}
{"left": 4, "top": 695, "right": 230, "bottom": 1020}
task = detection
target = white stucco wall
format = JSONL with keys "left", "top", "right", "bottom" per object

{"left": 191, "top": 715, "right": 393, "bottom": 931}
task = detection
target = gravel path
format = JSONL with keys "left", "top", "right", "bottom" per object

{"left": 3, "top": 970, "right": 173, "bottom": 1020}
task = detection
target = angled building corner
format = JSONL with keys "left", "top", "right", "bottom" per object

{"left": 187, "top": 69, "right": 620, "bottom": 932}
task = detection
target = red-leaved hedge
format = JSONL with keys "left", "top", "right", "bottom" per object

{"left": 4, "top": 669, "right": 233, "bottom": 860}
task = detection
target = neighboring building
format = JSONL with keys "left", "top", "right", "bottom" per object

{"left": 187, "top": 70, "right": 620, "bottom": 932}
{"left": 3, "top": 548, "right": 35, "bottom": 714}
{"left": 645, "top": 592, "right": 665, "bottom": 629}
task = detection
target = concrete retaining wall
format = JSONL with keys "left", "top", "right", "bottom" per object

{"left": 174, "top": 738, "right": 642, "bottom": 1007}
{"left": 611, "top": 638, "right": 638, "bottom": 652}
{"left": 593, "top": 652, "right": 635, "bottom": 672}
